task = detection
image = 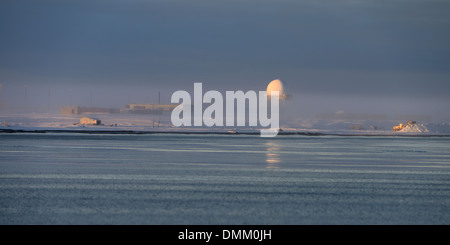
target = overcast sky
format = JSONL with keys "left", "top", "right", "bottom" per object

{"left": 1, "top": 0, "right": 449, "bottom": 119}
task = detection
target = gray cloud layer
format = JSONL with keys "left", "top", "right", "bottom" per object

{"left": 1, "top": 0, "right": 449, "bottom": 118}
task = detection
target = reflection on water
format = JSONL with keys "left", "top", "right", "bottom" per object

{"left": 265, "top": 141, "right": 281, "bottom": 168}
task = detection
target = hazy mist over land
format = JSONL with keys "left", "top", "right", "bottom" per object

{"left": 1, "top": 0, "right": 449, "bottom": 121}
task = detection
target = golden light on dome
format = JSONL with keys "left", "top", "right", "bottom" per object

{"left": 267, "top": 79, "right": 288, "bottom": 100}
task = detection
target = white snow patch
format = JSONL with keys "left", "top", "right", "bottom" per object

{"left": 397, "top": 122, "right": 450, "bottom": 135}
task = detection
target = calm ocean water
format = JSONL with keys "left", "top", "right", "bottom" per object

{"left": 1, "top": 133, "right": 449, "bottom": 224}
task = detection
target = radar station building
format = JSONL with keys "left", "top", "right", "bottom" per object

{"left": 125, "top": 104, "right": 177, "bottom": 114}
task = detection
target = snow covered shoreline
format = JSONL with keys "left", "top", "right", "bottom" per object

{"left": 1, "top": 112, "right": 450, "bottom": 136}
{"left": 2, "top": 127, "right": 450, "bottom": 137}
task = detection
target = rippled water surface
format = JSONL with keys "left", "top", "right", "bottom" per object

{"left": 1, "top": 133, "right": 449, "bottom": 224}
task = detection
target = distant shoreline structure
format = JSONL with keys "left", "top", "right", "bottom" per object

{"left": 1, "top": 128, "right": 449, "bottom": 137}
